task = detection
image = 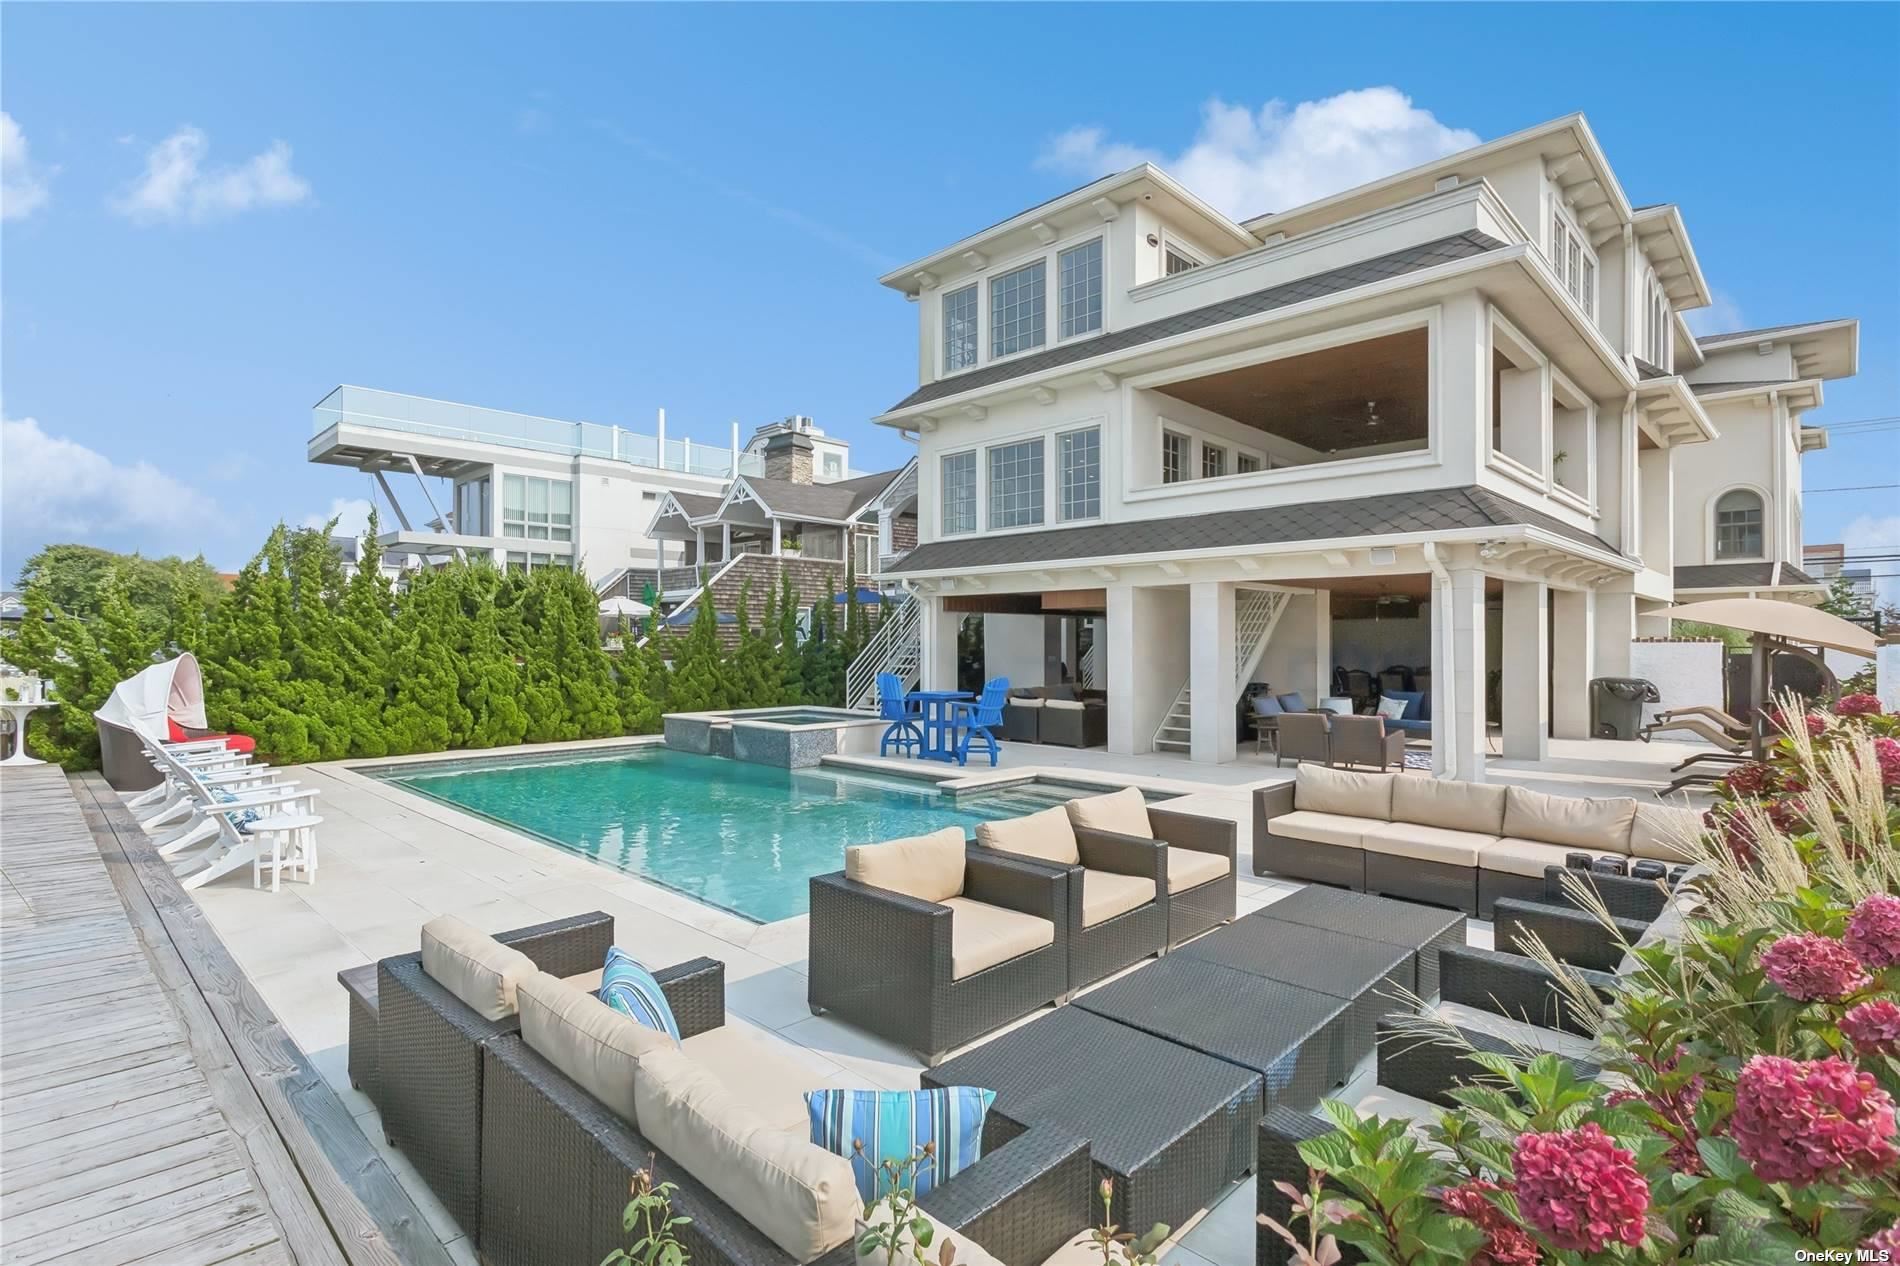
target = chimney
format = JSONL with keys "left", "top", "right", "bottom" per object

{"left": 762, "top": 429, "right": 814, "bottom": 484}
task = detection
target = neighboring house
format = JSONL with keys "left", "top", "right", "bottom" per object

{"left": 1805, "top": 541, "right": 1877, "bottom": 608}
{"left": 331, "top": 533, "right": 432, "bottom": 584}
{"left": 856, "top": 112, "right": 1856, "bottom": 780}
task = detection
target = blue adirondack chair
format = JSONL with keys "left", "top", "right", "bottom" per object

{"left": 952, "top": 677, "right": 1010, "bottom": 767}
{"left": 876, "top": 672, "right": 923, "bottom": 757}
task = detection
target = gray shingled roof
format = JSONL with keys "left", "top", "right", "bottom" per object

{"left": 672, "top": 492, "right": 723, "bottom": 519}
{"left": 1695, "top": 320, "right": 1851, "bottom": 346}
{"left": 740, "top": 468, "right": 903, "bottom": 522}
{"left": 892, "top": 485, "right": 1617, "bottom": 574}
{"left": 886, "top": 230, "right": 1506, "bottom": 413}
{"left": 1675, "top": 562, "right": 1819, "bottom": 589}
{"left": 1634, "top": 358, "right": 1670, "bottom": 381}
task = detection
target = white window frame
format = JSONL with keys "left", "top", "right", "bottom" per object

{"left": 501, "top": 474, "right": 573, "bottom": 543}
{"left": 1056, "top": 236, "right": 1105, "bottom": 341}
{"left": 941, "top": 282, "right": 979, "bottom": 376}
{"left": 1161, "top": 230, "right": 1206, "bottom": 278}
{"left": 1711, "top": 486, "right": 1767, "bottom": 561}
{"left": 939, "top": 449, "right": 978, "bottom": 536}
{"left": 1201, "top": 443, "right": 1227, "bottom": 479}
{"left": 1161, "top": 429, "right": 1190, "bottom": 484}
{"left": 1056, "top": 425, "right": 1102, "bottom": 522}
{"left": 989, "top": 257, "right": 1048, "bottom": 361}
{"left": 1547, "top": 196, "right": 1598, "bottom": 320}
{"left": 985, "top": 436, "right": 1046, "bottom": 529}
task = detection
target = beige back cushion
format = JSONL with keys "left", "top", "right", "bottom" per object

{"left": 1628, "top": 802, "right": 1703, "bottom": 862}
{"left": 420, "top": 915, "right": 538, "bottom": 1021}
{"left": 1391, "top": 776, "right": 1508, "bottom": 836}
{"left": 1294, "top": 765, "right": 1395, "bottom": 821}
{"left": 517, "top": 971, "right": 670, "bottom": 1124}
{"left": 976, "top": 804, "right": 1079, "bottom": 866}
{"left": 1065, "top": 786, "right": 1153, "bottom": 839}
{"left": 845, "top": 827, "right": 966, "bottom": 904}
{"left": 1502, "top": 787, "right": 1639, "bottom": 851}
{"left": 636, "top": 1045, "right": 858, "bottom": 1260}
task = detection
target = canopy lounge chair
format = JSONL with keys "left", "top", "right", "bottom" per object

{"left": 94, "top": 653, "right": 250, "bottom": 790}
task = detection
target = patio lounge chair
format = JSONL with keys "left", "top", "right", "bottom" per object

{"left": 875, "top": 671, "right": 922, "bottom": 756}
{"left": 1640, "top": 714, "right": 1750, "bottom": 748}
{"left": 140, "top": 740, "right": 321, "bottom": 889}
{"left": 1329, "top": 714, "right": 1406, "bottom": 772}
{"left": 1039, "top": 696, "right": 1106, "bottom": 748}
{"left": 1274, "top": 711, "right": 1331, "bottom": 767}
{"left": 953, "top": 677, "right": 1010, "bottom": 766}
{"left": 975, "top": 804, "right": 1167, "bottom": 990}
{"left": 807, "top": 828, "right": 1069, "bottom": 1064}
{"left": 1069, "top": 786, "right": 1236, "bottom": 948}
{"left": 1003, "top": 689, "right": 1043, "bottom": 743}
{"left": 1645, "top": 703, "right": 1750, "bottom": 739}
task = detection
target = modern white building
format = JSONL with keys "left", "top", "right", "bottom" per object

{"left": 1805, "top": 541, "right": 1878, "bottom": 608}
{"left": 854, "top": 113, "right": 1857, "bottom": 779}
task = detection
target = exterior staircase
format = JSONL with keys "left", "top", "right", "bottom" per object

{"left": 844, "top": 590, "right": 920, "bottom": 710}
{"left": 1153, "top": 587, "right": 1293, "bottom": 753}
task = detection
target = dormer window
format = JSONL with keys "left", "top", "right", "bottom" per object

{"left": 1548, "top": 205, "right": 1597, "bottom": 318}
{"left": 991, "top": 260, "right": 1046, "bottom": 358}
{"left": 943, "top": 284, "right": 978, "bottom": 373}
{"left": 1164, "top": 246, "right": 1201, "bottom": 276}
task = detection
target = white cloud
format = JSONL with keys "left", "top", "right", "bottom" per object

{"left": 1843, "top": 514, "right": 1900, "bottom": 606}
{"left": 112, "top": 126, "right": 311, "bottom": 224}
{"left": 302, "top": 497, "right": 374, "bottom": 539}
{"left": 1035, "top": 87, "right": 1480, "bottom": 221}
{"left": 1, "top": 112, "right": 53, "bottom": 221}
{"left": 1685, "top": 290, "right": 1746, "bottom": 337}
{"left": 1, "top": 414, "right": 218, "bottom": 550}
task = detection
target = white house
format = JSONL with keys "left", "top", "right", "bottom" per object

{"left": 860, "top": 113, "right": 1857, "bottom": 780}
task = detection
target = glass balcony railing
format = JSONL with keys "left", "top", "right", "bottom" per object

{"left": 312, "top": 385, "right": 762, "bottom": 479}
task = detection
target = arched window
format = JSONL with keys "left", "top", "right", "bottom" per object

{"left": 1714, "top": 489, "right": 1764, "bottom": 559}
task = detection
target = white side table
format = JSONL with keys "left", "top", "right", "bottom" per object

{"left": 251, "top": 812, "right": 322, "bottom": 892}
{"left": 0, "top": 701, "right": 53, "bottom": 766}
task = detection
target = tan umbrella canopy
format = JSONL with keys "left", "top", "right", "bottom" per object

{"left": 1659, "top": 598, "right": 1876, "bottom": 658}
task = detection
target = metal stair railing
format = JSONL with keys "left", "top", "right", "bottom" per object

{"left": 845, "top": 591, "right": 921, "bottom": 711}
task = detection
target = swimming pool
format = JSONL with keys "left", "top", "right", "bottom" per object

{"left": 372, "top": 747, "right": 1158, "bottom": 923}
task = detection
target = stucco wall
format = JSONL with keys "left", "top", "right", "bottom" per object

{"left": 1879, "top": 644, "right": 1900, "bottom": 712}
{"left": 983, "top": 615, "right": 1049, "bottom": 690}
{"left": 1630, "top": 640, "right": 1726, "bottom": 728}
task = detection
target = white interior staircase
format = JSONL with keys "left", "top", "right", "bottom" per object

{"left": 1153, "top": 587, "right": 1292, "bottom": 752}
{"left": 844, "top": 590, "right": 920, "bottom": 711}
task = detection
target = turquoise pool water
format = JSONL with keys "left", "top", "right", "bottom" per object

{"left": 737, "top": 709, "right": 866, "bottom": 725}
{"left": 374, "top": 747, "right": 1136, "bottom": 923}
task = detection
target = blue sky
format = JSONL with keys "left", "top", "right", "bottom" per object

{"left": 4, "top": 3, "right": 1896, "bottom": 591}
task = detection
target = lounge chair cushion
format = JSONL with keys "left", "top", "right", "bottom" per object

{"left": 1294, "top": 765, "right": 1395, "bottom": 820}
{"left": 1482, "top": 837, "right": 1626, "bottom": 880}
{"left": 682, "top": 1023, "right": 824, "bottom": 1135}
{"left": 1064, "top": 786, "right": 1153, "bottom": 840}
{"left": 1080, "top": 870, "right": 1156, "bottom": 927}
{"left": 1167, "top": 848, "right": 1229, "bottom": 892}
{"left": 636, "top": 1045, "right": 858, "bottom": 1261}
{"left": 1351, "top": 1087, "right": 1444, "bottom": 1140}
{"left": 1435, "top": 1002, "right": 1600, "bottom": 1061}
{"left": 1361, "top": 821, "right": 1495, "bottom": 867}
{"left": 1615, "top": 895, "right": 1691, "bottom": 976}
{"left": 846, "top": 827, "right": 967, "bottom": 904}
{"left": 420, "top": 914, "right": 537, "bottom": 1021}
{"left": 976, "top": 805, "right": 1080, "bottom": 866}
{"left": 857, "top": 1207, "right": 1007, "bottom": 1266}
{"left": 1502, "top": 787, "right": 1638, "bottom": 851}
{"left": 517, "top": 970, "right": 667, "bottom": 1125}
{"left": 1045, "top": 698, "right": 1085, "bottom": 711}
{"left": 940, "top": 898, "right": 1055, "bottom": 979}
{"left": 563, "top": 967, "right": 605, "bottom": 993}
{"left": 1627, "top": 802, "right": 1702, "bottom": 863}
{"left": 1265, "top": 810, "right": 1371, "bottom": 850}
{"left": 1391, "top": 776, "right": 1507, "bottom": 836}
{"left": 1009, "top": 697, "right": 1045, "bottom": 709}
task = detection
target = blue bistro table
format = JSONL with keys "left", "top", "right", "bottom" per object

{"left": 910, "top": 690, "right": 972, "bottom": 762}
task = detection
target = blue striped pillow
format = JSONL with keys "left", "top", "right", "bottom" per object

{"left": 598, "top": 947, "right": 680, "bottom": 1042}
{"left": 805, "top": 1086, "right": 996, "bottom": 1205}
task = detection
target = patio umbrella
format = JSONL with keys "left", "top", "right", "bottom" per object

{"left": 597, "top": 596, "right": 652, "bottom": 619}
{"left": 1659, "top": 597, "right": 1876, "bottom": 756}
{"left": 831, "top": 587, "right": 883, "bottom": 604}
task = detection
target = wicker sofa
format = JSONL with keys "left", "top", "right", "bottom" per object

{"left": 1253, "top": 764, "right": 1701, "bottom": 917}
{"left": 1003, "top": 686, "right": 1107, "bottom": 747}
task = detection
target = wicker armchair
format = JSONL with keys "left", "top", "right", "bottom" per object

{"left": 1328, "top": 714, "right": 1406, "bottom": 772}
{"left": 1275, "top": 712, "right": 1332, "bottom": 767}
{"left": 1438, "top": 942, "right": 1618, "bottom": 1037}
{"left": 479, "top": 1004, "right": 1093, "bottom": 1266}
{"left": 1041, "top": 699, "right": 1108, "bottom": 748}
{"left": 1374, "top": 1017, "right": 1603, "bottom": 1109}
{"left": 1149, "top": 805, "right": 1238, "bottom": 947}
{"left": 807, "top": 850, "right": 1070, "bottom": 1065}
{"left": 374, "top": 911, "right": 618, "bottom": 1244}
{"left": 978, "top": 824, "right": 1169, "bottom": 991}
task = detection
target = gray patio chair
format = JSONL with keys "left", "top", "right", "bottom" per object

{"left": 1274, "top": 711, "right": 1331, "bottom": 767}
{"left": 1329, "top": 713, "right": 1406, "bottom": 772}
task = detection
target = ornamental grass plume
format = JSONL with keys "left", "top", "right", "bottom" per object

{"left": 1730, "top": 1055, "right": 1898, "bottom": 1185}
{"left": 1511, "top": 1124, "right": 1649, "bottom": 1254}
{"left": 1760, "top": 932, "right": 1874, "bottom": 1002}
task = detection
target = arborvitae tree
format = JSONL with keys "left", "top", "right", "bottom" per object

{"left": 776, "top": 569, "right": 805, "bottom": 704}
{"left": 165, "top": 569, "right": 208, "bottom": 657}
{"left": 336, "top": 512, "right": 397, "bottom": 756}
{"left": 729, "top": 579, "right": 781, "bottom": 709}
{"left": 799, "top": 589, "right": 846, "bottom": 706}
{"left": 620, "top": 608, "right": 670, "bottom": 731}
{"left": 841, "top": 555, "right": 866, "bottom": 665}
{"left": 547, "top": 567, "right": 623, "bottom": 738}
{"left": 383, "top": 568, "right": 470, "bottom": 753}
{"left": 509, "top": 573, "right": 574, "bottom": 742}
{"left": 667, "top": 569, "right": 730, "bottom": 713}
{"left": 5, "top": 580, "right": 118, "bottom": 766}
{"left": 459, "top": 565, "right": 530, "bottom": 748}
{"left": 202, "top": 527, "right": 329, "bottom": 762}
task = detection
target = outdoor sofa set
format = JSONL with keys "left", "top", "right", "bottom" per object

{"left": 1002, "top": 685, "right": 1109, "bottom": 748}
{"left": 1254, "top": 763, "right": 1702, "bottom": 917}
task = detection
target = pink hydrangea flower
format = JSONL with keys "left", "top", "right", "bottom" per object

{"left": 1512, "top": 1123, "right": 1648, "bottom": 1253}
{"left": 1761, "top": 933, "right": 1873, "bottom": 1001}
{"left": 1863, "top": 1226, "right": 1900, "bottom": 1260}
{"left": 1719, "top": 762, "right": 1774, "bottom": 797}
{"left": 1770, "top": 708, "right": 1828, "bottom": 738}
{"left": 1438, "top": 1180, "right": 1541, "bottom": 1266}
{"left": 1847, "top": 893, "right": 1900, "bottom": 969}
{"left": 1874, "top": 737, "right": 1900, "bottom": 789}
{"left": 1730, "top": 1055, "right": 1899, "bottom": 1184}
{"left": 1836, "top": 693, "right": 1884, "bottom": 716}
{"left": 1842, "top": 1000, "right": 1900, "bottom": 1057}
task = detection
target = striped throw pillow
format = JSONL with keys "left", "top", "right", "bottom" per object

{"left": 805, "top": 1086, "right": 996, "bottom": 1205}
{"left": 598, "top": 947, "right": 680, "bottom": 1042}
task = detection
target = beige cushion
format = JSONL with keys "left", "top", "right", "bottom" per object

{"left": 1437, "top": 1001, "right": 1600, "bottom": 1061}
{"left": 1080, "top": 870, "right": 1156, "bottom": 927}
{"left": 420, "top": 915, "right": 537, "bottom": 1021}
{"left": 976, "top": 805, "right": 1079, "bottom": 866}
{"left": 1352, "top": 1087, "right": 1446, "bottom": 1135}
{"left": 1482, "top": 837, "right": 1625, "bottom": 880}
{"left": 1501, "top": 787, "right": 1637, "bottom": 851}
{"left": 846, "top": 827, "right": 966, "bottom": 904}
{"left": 940, "top": 897, "right": 1054, "bottom": 979}
{"left": 1294, "top": 765, "right": 1394, "bottom": 820}
{"left": 1045, "top": 698, "right": 1085, "bottom": 711}
{"left": 857, "top": 1208, "right": 1006, "bottom": 1266}
{"left": 1009, "top": 697, "right": 1045, "bottom": 709}
{"left": 1391, "top": 777, "right": 1507, "bottom": 836}
{"left": 1361, "top": 821, "right": 1495, "bottom": 867}
{"left": 517, "top": 971, "right": 669, "bottom": 1124}
{"left": 1167, "top": 848, "right": 1229, "bottom": 892}
{"left": 1265, "top": 809, "right": 1371, "bottom": 849}
{"left": 635, "top": 1045, "right": 857, "bottom": 1261}
{"left": 1065, "top": 786, "right": 1153, "bottom": 839}
{"left": 1627, "top": 802, "right": 1701, "bottom": 862}
{"left": 563, "top": 967, "right": 605, "bottom": 993}
{"left": 681, "top": 1024, "right": 818, "bottom": 1135}
{"left": 1037, "top": 1232, "right": 1109, "bottom": 1266}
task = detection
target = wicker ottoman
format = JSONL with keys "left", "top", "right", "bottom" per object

{"left": 338, "top": 962, "right": 380, "bottom": 1109}
{"left": 1250, "top": 886, "right": 1467, "bottom": 999}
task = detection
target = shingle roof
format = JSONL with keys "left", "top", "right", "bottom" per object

{"left": 886, "top": 230, "right": 1507, "bottom": 413}
{"left": 1674, "top": 562, "right": 1820, "bottom": 590}
{"left": 891, "top": 485, "right": 1617, "bottom": 574}
{"left": 672, "top": 492, "right": 723, "bottom": 519}
{"left": 740, "top": 468, "right": 904, "bottom": 522}
{"left": 1695, "top": 320, "right": 1852, "bottom": 346}
{"left": 1634, "top": 358, "right": 1671, "bottom": 381}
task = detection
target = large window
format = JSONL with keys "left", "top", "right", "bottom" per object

{"left": 991, "top": 260, "right": 1046, "bottom": 358}
{"left": 1057, "top": 238, "right": 1103, "bottom": 339}
{"left": 1715, "top": 489, "right": 1764, "bottom": 559}
{"left": 1201, "top": 444, "right": 1227, "bottom": 479}
{"left": 1161, "top": 431, "right": 1189, "bottom": 484}
{"left": 501, "top": 475, "right": 572, "bottom": 541}
{"left": 987, "top": 439, "right": 1045, "bottom": 528}
{"left": 940, "top": 451, "right": 977, "bottom": 535}
{"left": 1236, "top": 453, "right": 1262, "bottom": 474}
{"left": 1057, "top": 427, "right": 1101, "bottom": 522}
{"left": 455, "top": 476, "right": 490, "bottom": 536}
{"left": 942, "top": 284, "right": 978, "bottom": 373}
{"left": 1549, "top": 206, "right": 1597, "bottom": 318}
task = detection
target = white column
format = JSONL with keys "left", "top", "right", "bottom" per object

{"left": 1501, "top": 580, "right": 1549, "bottom": 760}
{"left": 771, "top": 519, "right": 782, "bottom": 556}
{"left": 1313, "top": 587, "right": 1333, "bottom": 703}
{"left": 1595, "top": 591, "right": 1636, "bottom": 677}
{"left": 920, "top": 596, "right": 959, "bottom": 692}
{"left": 1551, "top": 588, "right": 1595, "bottom": 740}
{"left": 1106, "top": 586, "right": 1136, "bottom": 754}
{"left": 694, "top": 526, "right": 705, "bottom": 566}
{"left": 721, "top": 522, "right": 732, "bottom": 560}
{"left": 1438, "top": 567, "right": 1488, "bottom": 782}
{"left": 1189, "top": 581, "right": 1237, "bottom": 765}
{"left": 730, "top": 420, "right": 741, "bottom": 476}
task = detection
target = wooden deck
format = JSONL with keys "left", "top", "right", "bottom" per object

{"left": 1, "top": 766, "right": 452, "bottom": 1266}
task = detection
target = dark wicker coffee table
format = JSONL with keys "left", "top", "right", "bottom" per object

{"left": 1177, "top": 918, "right": 1415, "bottom": 1073}
{"left": 1252, "top": 886, "right": 1467, "bottom": 998}
{"left": 1074, "top": 955, "right": 1350, "bottom": 1108}
{"left": 922, "top": 1006, "right": 1260, "bottom": 1236}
